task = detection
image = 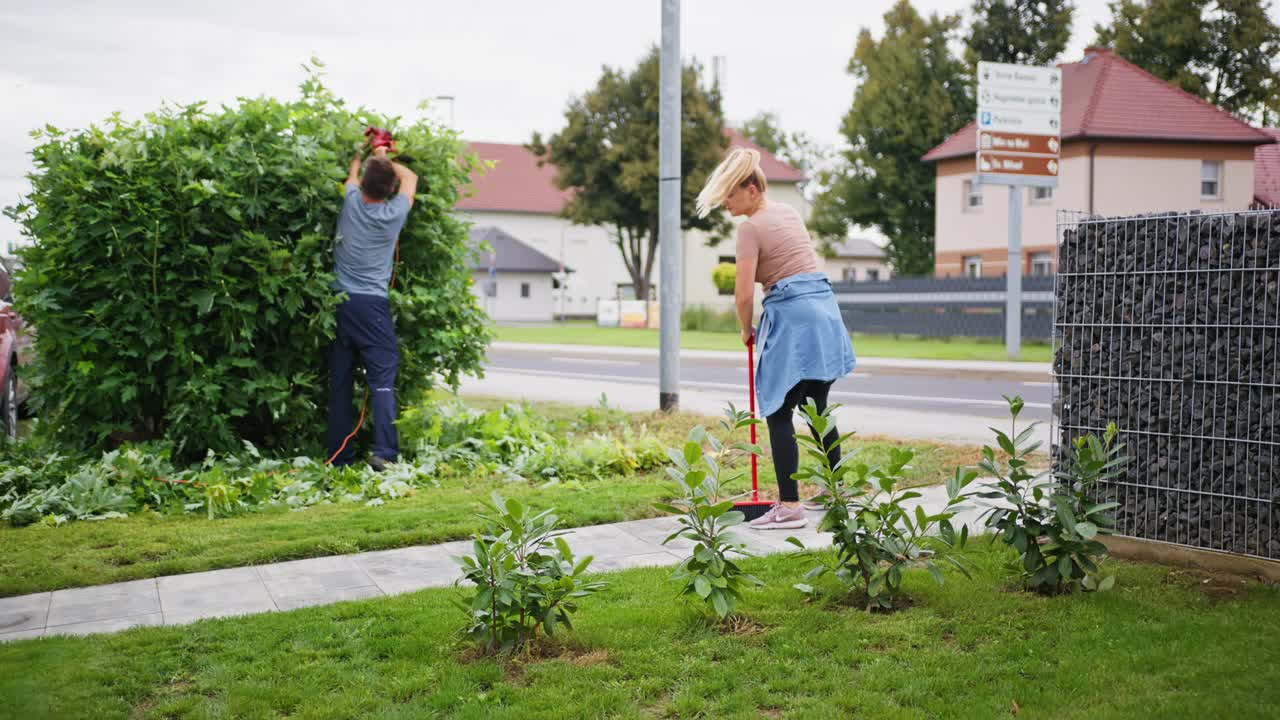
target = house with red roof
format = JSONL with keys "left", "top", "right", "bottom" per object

{"left": 923, "top": 48, "right": 1276, "bottom": 278}
{"left": 455, "top": 129, "right": 867, "bottom": 319}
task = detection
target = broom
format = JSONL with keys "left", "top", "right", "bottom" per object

{"left": 733, "top": 335, "right": 773, "bottom": 521}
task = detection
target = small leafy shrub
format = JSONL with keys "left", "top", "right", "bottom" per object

{"left": 681, "top": 306, "right": 739, "bottom": 333}
{"left": 0, "top": 437, "right": 432, "bottom": 526}
{"left": 976, "top": 395, "right": 1128, "bottom": 594}
{"left": 571, "top": 394, "right": 629, "bottom": 433}
{"left": 788, "top": 400, "right": 976, "bottom": 611}
{"left": 656, "top": 405, "right": 763, "bottom": 620}
{"left": 455, "top": 493, "right": 606, "bottom": 655}
{"left": 711, "top": 263, "right": 736, "bottom": 294}
{"left": 0, "top": 396, "right": 670, "bottom": 527}
{"left": 0, "top": 437, "right": 87, "bottom": 503}
{"left": 4, "top": 61, "right": 489, "bottom": 459}
{"left": 399, "top": 397, "right": 665, "bottom": 485}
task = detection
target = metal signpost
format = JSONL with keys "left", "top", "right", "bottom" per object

{"left": 975, "top": 61, "right": 1062, "bottom": 359}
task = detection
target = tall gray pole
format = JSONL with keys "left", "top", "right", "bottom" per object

{"left": 658, "top": 0, "right": 681, "bottom": 411}
{"left": 1006, "top": 184, "right": 1023, "bottom": 359}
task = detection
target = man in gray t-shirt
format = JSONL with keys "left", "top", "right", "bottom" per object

{"left": 326, "top": 146, "right": 417, "bottom": 469}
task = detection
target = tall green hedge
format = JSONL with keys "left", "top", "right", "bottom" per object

{"left": 4, "top": 69, "right": 490, "bottom": 459}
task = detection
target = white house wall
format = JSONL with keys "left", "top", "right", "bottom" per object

{"left": 460, "top": 211, "right": 627, "bottom": 316}
{"left": 469, "top": 271, "right": 556, "bottom": 323}
{"left": 460, "top": 181, "right": 811, "bottom": 318}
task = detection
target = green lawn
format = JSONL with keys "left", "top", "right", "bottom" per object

{"left": 2, "top": 545, "right": 1276, "bottom": 719}
{"left": 493, "top": 323, "right": 1053, "bottom": 363}
{"left": 0, "top": 400, "right": 985, "bottom": 597}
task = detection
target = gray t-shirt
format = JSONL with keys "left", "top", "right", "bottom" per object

{"left": 332, "top": 183, "right": 411, "bottom": 297}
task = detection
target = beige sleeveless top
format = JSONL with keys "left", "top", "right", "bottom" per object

{"left": 735, "top": 201, "right": 819, "bottom": 292}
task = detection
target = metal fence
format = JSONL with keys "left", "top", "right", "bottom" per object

{"left": 1053, "top": 208, "right": 1280, "bottom": 560}
{"left": 831, "top": 276, "right": 1055, "bottom": 340}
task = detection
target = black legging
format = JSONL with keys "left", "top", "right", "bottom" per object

{"left": 765, "top": 379, "right": 841, "bottom": 502}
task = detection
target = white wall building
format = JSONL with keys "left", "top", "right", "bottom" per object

{"left": 455, "top": 130, "right": 818, "bottom": 319}
{"left": 468, "top": 226, "right": 563, "bottom": 323}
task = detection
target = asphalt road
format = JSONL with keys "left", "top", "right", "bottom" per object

{"left": 484, "top": 346, "right": 1052, "bottom": 424}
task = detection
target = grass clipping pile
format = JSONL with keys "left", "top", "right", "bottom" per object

{"left": 4, "top": 63, "right": 490, "bottom": 460}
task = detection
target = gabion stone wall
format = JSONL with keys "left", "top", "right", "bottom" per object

{"left": 1054, "top": 209, "right": 1280, "bottom": 559}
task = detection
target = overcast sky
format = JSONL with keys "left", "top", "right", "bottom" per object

{"left": 2, "top": 0, "right": 1251, "bottom": 249}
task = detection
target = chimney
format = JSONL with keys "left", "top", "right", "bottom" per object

{"left": 1080, "top": 46, "right": 1113, "bottom": 65}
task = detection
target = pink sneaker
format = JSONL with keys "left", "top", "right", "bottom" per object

{"left": 748, "top": 503, "right": 808, "bottom": 530}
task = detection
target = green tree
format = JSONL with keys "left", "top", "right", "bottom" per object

{"left": 1095, "top": 0, "right": 1280, "bottom": 120}
{"left": 529, "top": 48, "right": 731, "bottom": 301}
{"left": 965, "top": 0, "right": 1076, "bottom": 66}
{"left": 740, "top": 112, "right": 787, "bottom": 156}
{"left": 811, "top": 0, "right": 974, "bottom": 276}
{"left": 739, "top": 111, "right": 831, "bottom": 191}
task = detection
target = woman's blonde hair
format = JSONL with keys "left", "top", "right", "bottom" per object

{"left": 696, "top": 147, "right": 768, "bottom": 217}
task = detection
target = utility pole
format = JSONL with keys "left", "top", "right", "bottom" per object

{"left": 658, "top": 0, "right": 681, "bottom": 412}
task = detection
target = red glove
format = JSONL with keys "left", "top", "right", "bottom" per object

{"left": 363, "top": 127, "right": 398, "bottom": 154}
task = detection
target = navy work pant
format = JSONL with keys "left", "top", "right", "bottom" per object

{"left": 327, "top": 293, "right": 399, "bottom": 465}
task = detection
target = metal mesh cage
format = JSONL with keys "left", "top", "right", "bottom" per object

{"left": 1053, "top": 209, "right": 1280, "bottom": 559}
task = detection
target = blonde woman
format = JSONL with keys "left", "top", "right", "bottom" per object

{"left": 696, "top": 147, "right": 856, "bottom": 530}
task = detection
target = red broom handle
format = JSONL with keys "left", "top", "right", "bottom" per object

{"left": 748, "top": 335, "right": 758, "bottom": 501}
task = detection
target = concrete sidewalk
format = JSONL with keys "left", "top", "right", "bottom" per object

{"left": 0, "top": 486, "right": 989, "bottom": 642}
{"left": 489, "top": 341, "right": 1052, "bottom": 378}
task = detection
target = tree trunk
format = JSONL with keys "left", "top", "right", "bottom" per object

{"left": 615, "top": 224, "right": 658, "bottom": 301}
{"left": 641, "top": 217, "right": 660, "bottom": 301}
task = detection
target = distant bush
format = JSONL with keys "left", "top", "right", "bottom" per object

{"left": 682, "top": 306, "right": 739, "bottom": 333}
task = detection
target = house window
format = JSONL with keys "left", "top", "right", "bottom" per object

{"left": 866, "top": 268, "right": 881, "bottom": 282}
{"left": 1031, "top": 252, "right": 1053, "bottom": 277}
{"left": 1030, "top": 185, "right": 1053, "bottom": 204}
{"left": 842, "top": 267, "right": 856, "bottom": 282}
{"left": 964, "top": 256, "right": 982, "bottom": 278}
{"left": 964, "top": 180, "right": 983, "bottom": 211}
{"left": 520, "top": 282, "right": 531, "bottom": 299}
{"left": 1201, "top": 161, "right": 1222, "bottom": 199}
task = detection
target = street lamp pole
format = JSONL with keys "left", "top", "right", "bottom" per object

{"left": 658, "top": 0, "right": 682, "bottom": 412}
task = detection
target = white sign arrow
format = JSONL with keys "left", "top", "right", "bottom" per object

{"left": 978, "top": 87, "right": 1061, "bottom": 113}
{"left": 978, "top": 109, "right": 1060, "bottom": 136}
{"left": 978, "top": 61, "right": 1062, "bottom": 91}
{"left": 1048, "top": 159, "right": 1059, "bottom": 175}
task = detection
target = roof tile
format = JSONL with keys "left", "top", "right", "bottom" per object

{"left": 458, "top": 130, "right": 804, "bottom": 214}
